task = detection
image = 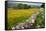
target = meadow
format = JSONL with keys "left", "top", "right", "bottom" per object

{"left": 7, "top": 8, "right": 45, "bottom": 29}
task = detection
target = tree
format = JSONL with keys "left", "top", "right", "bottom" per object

{"left": 23, "top": 4, "right": 28, "bottom": 9}
{"left": 41, "top": 3, "right": 45, "bottom": 8}
{"left": 23, "top": 4, "right": 31, "bottom": 9}
{"left": 13, "top": 3, "right": 31, "bottom": 9}
{"left": 16, "top": 3, "right": 24, "bottom": 9}
{"left": 28, "top": 5, "right": 31, "bottom": 8}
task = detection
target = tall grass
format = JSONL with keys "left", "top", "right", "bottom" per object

{"left": 7, "top": 8, "right": 42, "bottom": 29}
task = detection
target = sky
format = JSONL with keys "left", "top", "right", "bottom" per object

{"left": 7, "top": 0, "right": 44, "bottom": 6}
{"left": 7, "top": 0, "right": 44, "bottom": 2}
{"left": 8, "top": 1, "right": 42, "bottom": 6}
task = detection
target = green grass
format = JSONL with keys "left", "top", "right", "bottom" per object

{"left": 7, "top": 8, "right": 45, "bottom": 29}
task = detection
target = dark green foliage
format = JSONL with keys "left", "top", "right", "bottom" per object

{"left": 16, "top": 3, "right": 23, "bottom": 9}
{"left": 41, "top": 3, "right": 45, "bottom": 8}
{"left": 13, "top": 3, "right": 31, "bottom": 9}
{"left": 33, "top": 8, "right": 45, "bottom": 28}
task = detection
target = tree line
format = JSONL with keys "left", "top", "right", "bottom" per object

{"left": 9, "top": 3, "right": 45, "bottom": 9}
{"left": 13, "top": 3, "right": 31, "bottom": 9}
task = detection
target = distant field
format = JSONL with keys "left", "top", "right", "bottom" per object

{"left": 7, "top": 8, "right": 40, "bottom": 29}
{"left": 8, "top": 8, "right": 39, "bottom": 18}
